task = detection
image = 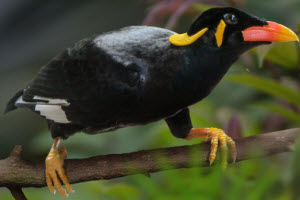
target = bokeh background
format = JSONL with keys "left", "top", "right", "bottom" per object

{"left": 1, "top": 0, "right": 300, "bottom": 199}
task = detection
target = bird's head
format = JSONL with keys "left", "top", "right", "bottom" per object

{"left": 169, "top": 7, "right": 299, "bottom": 53}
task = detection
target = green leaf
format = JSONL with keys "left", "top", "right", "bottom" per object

{"left": 193, "top": 3, "right": 216, "bottom": 12}
{"left": 264, "top": 42, "right": 299, "bottom": 69}
{"left": 225, "top": 74, "right": 300, "bottom": 106}
{"left": 254, "top": 103, "right": 300, "bottom": 123}
{"left": 254, "top": 44, "right": 275, "bottom": 68}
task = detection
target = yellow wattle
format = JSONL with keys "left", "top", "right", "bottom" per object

{"left": 215, "top": 20, "right": 226, "bottom": 47}
{"left": 169, "top": 28, "right": 208, "bottom": 46}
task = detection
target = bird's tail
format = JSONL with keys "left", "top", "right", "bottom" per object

{"left": 4, "top": 90, "right": 24, "bottom": 114}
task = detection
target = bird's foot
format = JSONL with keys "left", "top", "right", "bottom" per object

{"left": 185, "top": 128, "right": 237, "bottom": 169}
{"left": 45, "top": 138, "right": 73, "bottom": 197}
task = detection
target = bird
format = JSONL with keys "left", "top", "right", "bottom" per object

{"left": 5, "top": 7, "right": 298, "bottom": 197}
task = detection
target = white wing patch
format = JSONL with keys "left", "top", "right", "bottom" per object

{"left": 33, "top": 96, "right": 71, "bottom": 123}
{"left": 15, "top": 96, "right": 27, "bottom": 105}
{"left": 33, "top": 96, "right": 70, "bottom": 105}
{"left": 35, "top": 105, "right": 71, "bottom": 123}
{"left": 15, "top": 95, "right": 71, "bottom": 123}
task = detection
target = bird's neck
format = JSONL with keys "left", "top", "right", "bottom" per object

{"left": 173, "top": 46, "right": 240, "bottom": 106}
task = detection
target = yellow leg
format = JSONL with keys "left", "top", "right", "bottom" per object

{"left": 45, "top": 137, "right": 73, "bottom": 197}
{"left": 185, "top": 128, "right": 237, "bottom": 169}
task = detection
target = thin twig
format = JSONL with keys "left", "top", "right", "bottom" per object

{"left": 7, "top": 186, "right": 27, "bottom": 200}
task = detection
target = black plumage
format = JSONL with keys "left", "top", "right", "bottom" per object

{"left": 4, "top": 8, "right": 272, "bottom": 139}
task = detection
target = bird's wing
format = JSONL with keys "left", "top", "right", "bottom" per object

{"left": 23, "top": 38, "right": 102, "bottom": 101}
{"left": 19, "top": 37, "right": 144, "bottom": 125}
{"left": 12, "top": 26, "right": 174, "bottom": 125}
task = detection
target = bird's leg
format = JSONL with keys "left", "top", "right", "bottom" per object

{"left": 185, "top": 128, "right": 237, "bottom": 169}
{"left": 45, "top": 137, "right": 73, "bottom": 197}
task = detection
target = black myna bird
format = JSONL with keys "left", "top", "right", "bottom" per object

{"left": 5, "top": 7, "right": 299, "bottom": 196}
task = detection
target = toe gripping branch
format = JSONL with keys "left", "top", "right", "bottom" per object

{"left": 45, "top": 137, "right": 73, "bottom": 197}
{"left": 185, "top": 128, "right": 237, "bottom": 169}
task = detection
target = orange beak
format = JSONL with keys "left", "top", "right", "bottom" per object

{"left": 242, "top": 21, "right": 299, "bottom": 42}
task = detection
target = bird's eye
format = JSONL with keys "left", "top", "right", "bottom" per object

{"left": 224, "top": 13, "right": 238, "bottom": 25}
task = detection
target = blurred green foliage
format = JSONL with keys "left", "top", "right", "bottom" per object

{"left": 226, "top": 74, "right": 300, "bottom": 106}
{"left": 1, "top": 0, "right": 300, "bottom": 199}
{"left": 264, "top": 42, "right": 299, "bottom": 69}
{"left": 255, "top": 103, "right": 300, "bottom": 123}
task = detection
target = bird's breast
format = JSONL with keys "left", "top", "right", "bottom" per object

{"left": 142, "top": 48, "right": 236, "bottom": 111}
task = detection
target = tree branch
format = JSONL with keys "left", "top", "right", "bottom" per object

{"left": 7, "top": 186, "right": 27, "bottom": 200}
{"left": 0, "top": 128, "right": 299, "bottom": 189}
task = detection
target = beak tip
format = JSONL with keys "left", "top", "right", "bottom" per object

{"left": 292, "top": 32, "right": 299, "bottom": 42}
{"left": 293, "top": 34, "right": 299, "bottom": 42}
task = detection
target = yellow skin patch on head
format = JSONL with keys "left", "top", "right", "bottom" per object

{"left": 215, "top": 20, "right": 226, "bottom": 47}
{"left": 169, "top": 28, "right": 208, "bottom": 46}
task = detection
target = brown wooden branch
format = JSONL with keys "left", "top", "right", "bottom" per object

{"left": 0, "top": 128, "right": 299, "bottom": 190}
{"left": 7, "top": 186, "right": 27, "bottom": 200}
